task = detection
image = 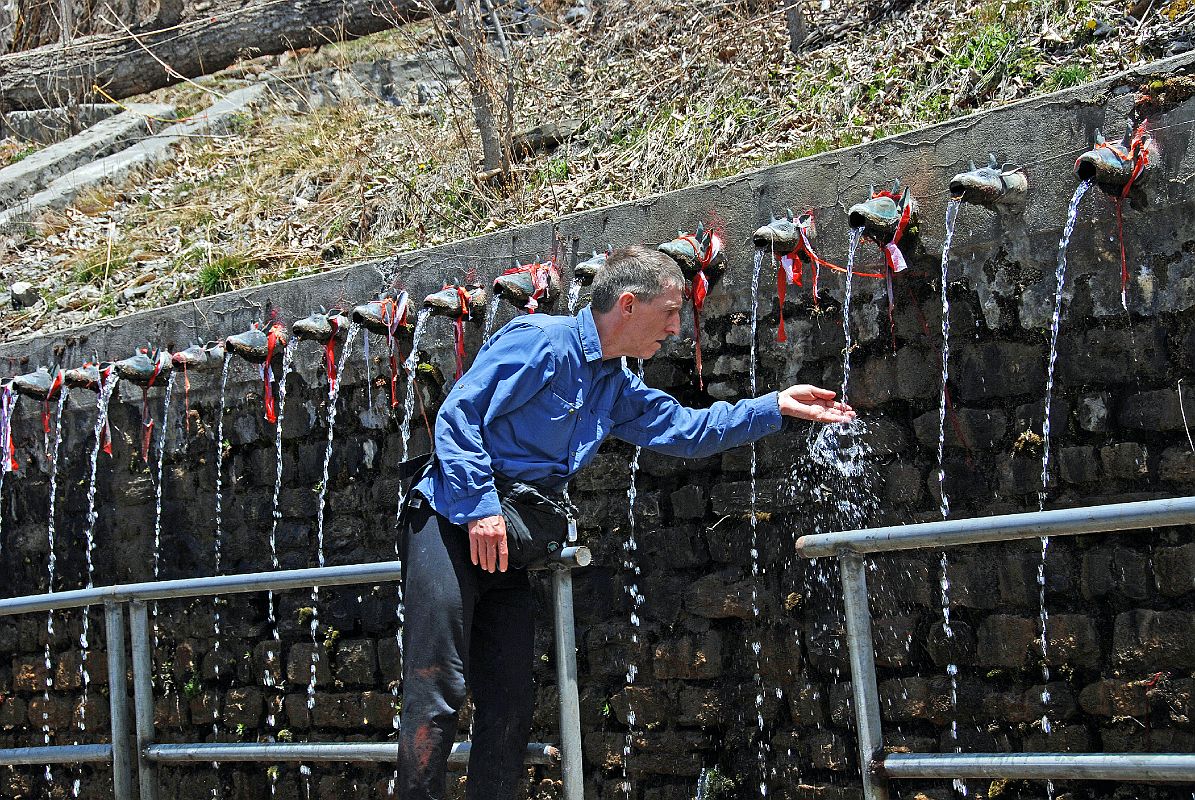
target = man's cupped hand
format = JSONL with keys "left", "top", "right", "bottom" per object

{"left": 777, "top": 384, "right": 856, "bottom": 424}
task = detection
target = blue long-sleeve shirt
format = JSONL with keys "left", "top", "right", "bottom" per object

{"left": 414, "top": 306, "right": 784, "bottom": 523}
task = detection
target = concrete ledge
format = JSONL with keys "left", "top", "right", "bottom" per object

{"left": 0, "top": 85, "right": 266, "bottom": 230}
{"left": 0, "top": 103, "right": 121, "bottom": 144}
{"left": 0, "top": 103, "right": 175, "bottom": 208}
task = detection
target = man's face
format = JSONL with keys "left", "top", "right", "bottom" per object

{"left": 628, "top": 285, "right": 684, "bottom": 359}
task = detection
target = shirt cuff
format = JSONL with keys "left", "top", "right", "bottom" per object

{"left": 753, "top": 391, "right": 785, "bottom": 434}
{"left": 446, "top": 488, "right": 503, "bottom": 524}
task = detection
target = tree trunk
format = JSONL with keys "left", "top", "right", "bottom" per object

{"left": 454, "top": 0, "right": 503, "bottom": 174}
{"left": 0, "top": 0, "right": 444, "bottom": 111}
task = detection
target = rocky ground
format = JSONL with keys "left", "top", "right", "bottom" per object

{"left": 0, "top": 0, "right": 1191, "bottom": 343}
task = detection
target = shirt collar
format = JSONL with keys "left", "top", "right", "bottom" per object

{"left": 577, "top": 306, "right": 604, "bottom": 363}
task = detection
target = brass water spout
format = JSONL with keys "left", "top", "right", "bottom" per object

{"left": 12, "top": 366, "right": 65, "bottom": 401}
{"left": 423, "top": 284, "right": 488, "bottom": 319}
{"left": 948, "top": 154, "right": 1028, "bottom": 207}
{"left": 225, "top": 323, "right": 289, "bottom": 364}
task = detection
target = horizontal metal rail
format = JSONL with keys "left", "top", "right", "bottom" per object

{"left": 796, "top": 496, "right": 1195, "bottom": 557}
{"left": 145, "top": 741, "right": 559, "bottom": 766}
{"left": 0, "top": 547, "right": 591, "bottom": 616}
{"left": 882, "top": 752, "right": 1195, "bottom": 782}
{"left": 0, "top": 744, "right": 112, "bottom": 765}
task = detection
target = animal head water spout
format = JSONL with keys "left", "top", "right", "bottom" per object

{"left": 171, "top": 340, "right": 226, "bottom": 371}
{"left": 352, "top": 292, "right": 411, "bottom": 337}
{"left": 64, "top": 360, "right": 116, "bottom": 392}
{"left": 753, "top": 209, "right": 815, "bottom": 251}
{"left": 949, "top": 154, "right": 1028, "bottom": 207}
{"left": 657, "top": 223, "right": 726, "bottom": 285}
{"left": 423, "top": 284, "right": 487, "bottom": 319}
{"left": 293, "top": 308, "right": 352, "bottom": 343}
{"left": 493, "top": 260, "right": 561, "bottom": 312}
{"left": 573, "top": 250, "right": 609, "bottom": 286}
{"left": 1074, "top": 122, "right": 1157, "bottom": 203}
{"left": 12, "top": 366, "right": 65, "bottom": 401}
{"left": 113, "top": 347, "right": 172, "bottom": 387}
{"left": 847, "top": 180, "right": 920, "bottom": 246}
{"left": 225, "top": 323, "right": 289, "bottom": 364}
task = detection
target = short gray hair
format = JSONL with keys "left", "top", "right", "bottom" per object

{"left": 590, "top": 245, "right": 685, "bottom": 313}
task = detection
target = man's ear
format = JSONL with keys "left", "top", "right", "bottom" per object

{"left": 617, "top": 291, "right": 635, "bottom": 315}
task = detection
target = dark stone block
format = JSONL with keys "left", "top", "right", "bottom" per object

{"left": 1113, "top": 609, "right": 1195, "bottom": 670}
{"left": 996, "top": 549, "right": 1043, "bottom": 608}
{"left": 684, "top": 571, "right": 763, "bottom": 619}
{"left": 640, "top": 524, "right": 708, "bottom": 569}
{"left": 610, "top": 685, "right": 670, "bottom": 727}
{"left": 1023, "top": 722, "right": 1091, "bottom": 752}
{"left": 954, "top": 342, "right": 1045, "bottom": 402}
{"left": 311, "top": 693, "right": 363, "bottom": 729}
{"left": 975, "top": 615, "right": 1038, "bottom": 669}
{"left": 377, "top": 635, "right": 402, "bottom": 685}
{"left": 785, "top": 682, "right": 825, "bottom": 727}
{"left": 675, "top": 686, "right": 723, "bottom": 728}
{"left": 153, "top": 694, "right": 188, "bottom": 729}
{"left": 361, "top": 690, "right": 397, "bottom": 730}
{"left": 884, "top": 462, "right": 924, "bottom": 505}
{"left": 334, "top": 639, "right": 378, "bottom": 686}
{"left": 1079, "top": 679, "right": 1149, "bottom": 717}
{"left": 872, "top": 615, "right": 918, "bottom": 668}
{"left": 668, "top": 484, "right": 706, "bottom": 519}
{"left": 924, "top": 619, "right": 976, "bottom": 668}
{"left": 1159, "top": 446, "right": 1195, "bottom": 485}
{"left": 286, "top": 643, "right": 331, "bottom": 686}
{"left": 189, "top": 689, "right": 220, "bottom": 725}
{"left": 878, "top": 676, "right": 945, "bottom": 722}
{"left": 1082, "top": 545, "right": 1150, "bottom": 601}
{"left": 1059, "top": 446, "right": 1102, "bottom": 484}
{"left": 1154, "top": 542, "right": 1195, "bottom": 596}
{"left": 1077, "top": 392, "right": 1111, "bottom": 432}
{"left": 283, "top": 693, "right": 311, "bottom": 729}
{"left": 1118, "top": 389, "right": 1195, "bottom": 432}
{"left": 652, "top": 632, "right": 721, "bottom": 679}
{"left": 223, "top": 687, "right": 263, "bottom": 728}
{"left": 1045, "top": 614, "right": 1101, "bottom": 668}
{"left": 1100, "top": 442, "right": 1151, "bottom": 480}
{"left": 804, "top": 730, "right": 851, "bottom": 771}
{"left": 913, "top": 407, "right": 1008, "bottom": 450}
{"left": 1013, "top": 397, "right": 1072, "bottom": 437}
{"left": 1058, "top": 327, "right": 1168, "bottom": 385}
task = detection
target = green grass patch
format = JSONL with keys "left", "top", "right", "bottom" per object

{"left": 1046, "top": 64, "right": 1091, "bottom": 90}
{"left": 196, "top": 252, "right": 261, "bottom": 295}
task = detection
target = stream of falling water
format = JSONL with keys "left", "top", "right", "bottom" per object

{"left": 399, "top": 310, "right": 431, "bottom": 482}
{"left": 0, "top": 387, "right": 16, "bottom": 555}
{"left": 567, "top": 282, "right": 583, "bottom": 314}
{"left": 42, "top": 390, "right": 68, "bottom": 787}
{"left": 310, "top": 324, "right": 361, "bottom": 710}
{"left": 1037, "top": 180, "right": 1092, "bottom": 752}
{"left": 748, "top": 249, "right": 768, "bottom": 797}
{"left": 840, "top": 228, "right": 863, "bottom": 404}
{"left": 483, "top": 296, "right": 500, "bottom": 340}
{"left": 937, "top": 199, "right": 965, "bottom": 795}
{"left": 620, "top": 359, "right": 645, "bottom": 800}
{"left": 266, "top": 341, "right": 298, "bottom": 663}
{"left": 151, "top": 372, "right": 177, "bottom": 645}
{"left": 74, "top": 370, "right": 119, "bottom": 784}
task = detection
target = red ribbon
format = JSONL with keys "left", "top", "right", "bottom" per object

{"left": 453, "top": 286, "right": 472, "bottom": 380}
{"left": 869, "top": 190, "right": 914, "bottom": 351}
{"left": 1086, "top": 122, "right": 1151, "bottom": 304}
{"left": 385, "top": 299, "right": 406, "bottom": 408}
{"left": 501, "top": 261, "right": 558, "bottom": 313}
{"left": 325, "top": 317, "right": 341, "bottom": 388}
{"left": 263, "top": 324, "right": 284, "bottom": 424}
{"left": 676, "top": 234, "right": 721, "bottom": 390}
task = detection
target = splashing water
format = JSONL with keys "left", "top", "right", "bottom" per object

{"left": 41, "top": 390, "right": 68, "bottom": 784}
{"left": 620, "top": 359, "right": 645, "bottom": 800}
{"left": 1037, "top": 180, "right": 1092, "bottom": 737}
{"left": 209, "top": 353, "right": 234, "bottom": 692}
{"left": 567, "top": 282, "right": 583, "bottom": 314}
{"left": 310, "top": 324, "right": 360, "bottom": 709}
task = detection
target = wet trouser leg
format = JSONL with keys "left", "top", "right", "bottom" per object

{"left": 398, "top": 500, "right": 535, "bottom": 800}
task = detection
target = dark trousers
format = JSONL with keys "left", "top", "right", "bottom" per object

{"left": 398, "top": 498, "right": 536, "bottom": 800}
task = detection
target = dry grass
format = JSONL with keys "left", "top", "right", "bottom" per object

{"left": 0, "top": 0, "right": 1189, "bottom": 342}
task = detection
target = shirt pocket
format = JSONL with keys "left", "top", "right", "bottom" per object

{"left": 542, "top": 387, "right": 580, "bottom": 423}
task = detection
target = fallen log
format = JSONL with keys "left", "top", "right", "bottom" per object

{"left": 0, "top": 0, "right": 447, "bottom": 111}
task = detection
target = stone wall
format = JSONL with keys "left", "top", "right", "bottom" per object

{"left": 1, "top": 51, "right": 1195, "bottom": 800}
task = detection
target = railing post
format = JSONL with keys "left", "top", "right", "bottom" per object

{"left": 840, "top": 553, "right": 889, "bottom": 800}
{"left": 103, "top": 602, "right": 134, "bottom": 799}
{"left": 551, "top": 566, "right": 583, "bottom": 800}
{"left": 129, "top": 600, "right": 159, "bottom": 800}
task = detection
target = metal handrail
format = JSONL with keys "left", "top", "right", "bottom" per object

{"left": 0, "top": 551, "right": 592, "bottom": 800}
{"left": 796, "top": 495, "right": 1195, "bottom": 800}
{"left": 796, "top": 495, "right": 1195, "bottom": 557}
{"left": 0, "top": 547, "right": 591, "bottom": 615}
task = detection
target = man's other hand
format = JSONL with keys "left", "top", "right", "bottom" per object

{"left": 467, "top": 515, "right": 509, "bottom": 573}
{"left": 778, "top": 384, "right": 856, "bottom": 424}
